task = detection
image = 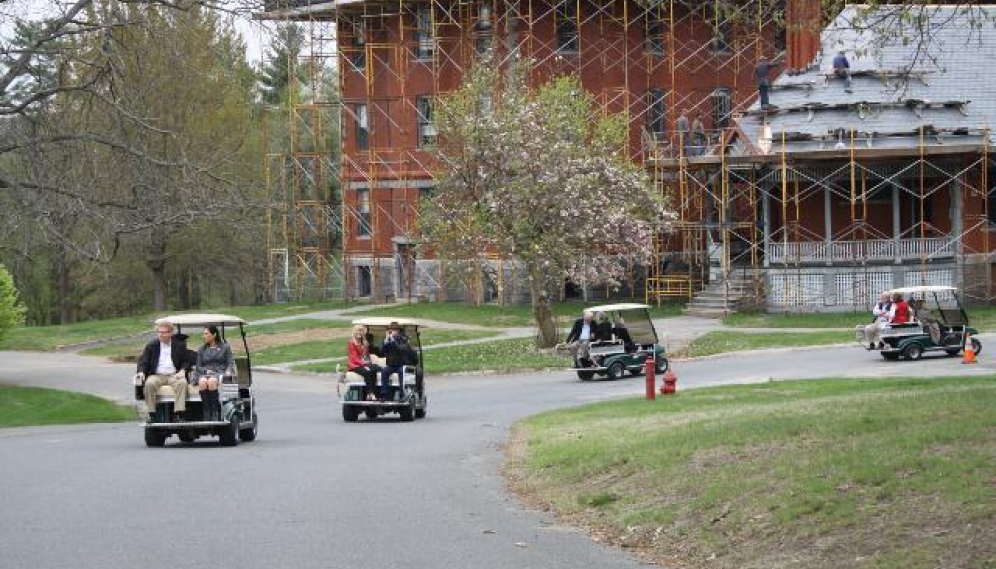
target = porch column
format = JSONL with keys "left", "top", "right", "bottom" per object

{"left": 892, "top": 185, "right": 901, "bottom": 264}
{"left": 762, "top": 189, "right": 771, "bottom": 268}
{"left": 951, "top": 183, "right": 963, "bottom": 256}
{"left": 824, "top": 186, "right": 832, "bottom": 266}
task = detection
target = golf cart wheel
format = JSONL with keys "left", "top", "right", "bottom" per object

{"left": 902, "top": 343, "right": 923, "bottom": 361}
{"left": 399, "top": 398, "right": 415, "bottom": 422}
{"left": 607, "top": 361, "right": 626, "bottom": 380}
{"left": 576, "top": 370, "right": 595, "bottom": 381}
{"left": 881, "top": 352, "right": 900, "bottom": 361}
{"left": 239, "top": 412, "right": 258, "bottom": 442}
{"left": 177, "top": 431, "right": 196, "bottom": 444}
{"left": 971, "top": 337, "right": 982, "bottom": 356}
{"left": 342, "top": 405, "right": 359, "bottom": 423}
{"left": 655, "top": 357, "right": 669, "bottom": 375}
{"left": 415, "top": 395, "right": 427, "bottom": 419}
{"left": 219, "top": 416, "right": 239, "bottom": 447}
{"left": 144, "top": 428, "right": 167, "bottom": 448}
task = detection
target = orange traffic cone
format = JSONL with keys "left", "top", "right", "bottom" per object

{"left": 963, "top": 333, "right": 977, "bottom": 364}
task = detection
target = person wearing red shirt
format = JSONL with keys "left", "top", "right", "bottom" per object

{"left": 348, "top": 325, "right": 379, "bottom": 400}
{"left": 889, "top": 292, "right": 911, "bottom": 324}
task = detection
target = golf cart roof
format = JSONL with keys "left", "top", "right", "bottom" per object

{"left": 156, "top": 314, "right": 247, "bottom": 327}
{"left": 351, "top": 317, "right": 422, "bottom": 328}
{"left": 885, "top": 286, "right": 958, "bottom": 295}
{"left": 585, "top": 303, "right": 651, "bottom": 313}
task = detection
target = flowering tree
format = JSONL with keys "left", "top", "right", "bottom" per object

{"left": 420, "top": 59, "right": 673, "bottom": 347}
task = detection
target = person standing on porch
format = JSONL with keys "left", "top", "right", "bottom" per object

{"left": 675, "top": 112, "right": 690, "bottom": 157}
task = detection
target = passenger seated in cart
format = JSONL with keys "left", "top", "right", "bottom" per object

{"left": 592, "top": 312, "right": 613, "bottom": 343}
{"left": 379, "top": 322, "right": 414, "bottom": 400}
{"left": 194, "top": 326, "right": 234, "bottom": 421}
{"left": 889, "top": 292, "right": 911, "bottom": 325}
{"left": 138, "top": 320, "right": 192, "bottom": 422}
{"left": 347, "top": 325, "right": 380, "bottom": 401}
{"left": 863, "top": 292, "right": 892, "bottom": 349}
{"left": 613, "top": 316, "right": 636, "bottom": 352}
{"left": 566, "top": 311, "right": 596, "bottom": 367}
{"left": 911, "top": 298, "right": 942, "bottom": 343}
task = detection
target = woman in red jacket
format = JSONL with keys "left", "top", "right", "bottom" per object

{"left": 348, "top": 325, "right": 379, "bottom": 400}
{"left": 889, "top": 292, "right": 911, "bottom": 324}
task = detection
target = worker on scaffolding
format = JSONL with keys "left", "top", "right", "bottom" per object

{"left": 676, "top": 112, "right": 690, "bottom": 157}
{"left": 832, "top": 50, "right": 852, "bottom": 93}
{"left": 754, "top": 56, "right": 779, "bottom": 110}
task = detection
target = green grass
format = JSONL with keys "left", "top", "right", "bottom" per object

{"left": 684, "top": 329, "right": 851, "bottom": 357}
{"left": 261, "top": 329, "right": 502, "bottom": 367}
{"left": 246, "top": 318, "right": 351, "bottom": 335}
{"left": 347, "top": 300, "right": 684, "bottom": 328}
{"left": 722, "top": 311, "right": 868, "bottom": 329}
{"left": 293, "top": 336, "right": 568, "bottom": 374}
{"left": 0, "top": 384, "right": 133, "bottom": 427}
{"left": 0, "top": 302, "right": 352, "bottom": 351}
{"left": 509, "top": 376, "right": 996, "bottom": 569}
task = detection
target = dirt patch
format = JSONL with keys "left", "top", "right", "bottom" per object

{"left": 247, "top": 328, "right": 352, "bottom": 351}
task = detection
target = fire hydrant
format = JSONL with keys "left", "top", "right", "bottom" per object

{"left": 644, "top": 355, "right": 656, "bottom": 401}
{"left": 660, "top": 367, "right": 678, "bottom": 395}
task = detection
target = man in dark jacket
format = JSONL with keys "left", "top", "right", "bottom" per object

{"left": 138, "top": 320, "right": 192, "bottom": 421}
{"left": 379, "top": 322, "right": 414, "bottom": 399}
{"left": 565, "top": 311, "right": 595, "bottom": 367}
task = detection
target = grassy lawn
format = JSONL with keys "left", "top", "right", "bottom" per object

{"left": 726, "top": 306, "right": 996, "bottom": 333}
{"left": 348, "top": 300, "right": 685, "bottom": 328}
{"left": 293, "top": 336, "right": 567, "bottom": 374}
{"left": 0, "top": 303, "right": 351, "bottom": 351}
{"left": 507, "top": 376, "right": 996, "bottom": 569}
{"left": 684, "top": 330, "right": 852, "bottom": 357}
{"left": 261, "top": 329, "right": 501, "bottom": 367}
{"left": 0, "top": 384, "right": 133, "bottom": 427}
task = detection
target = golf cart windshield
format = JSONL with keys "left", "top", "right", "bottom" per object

{"left": 585, "top": 303, "right": 659, "bottom": 345}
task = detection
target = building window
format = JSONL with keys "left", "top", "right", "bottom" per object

{"left": 351, "top": 19, "right": 366, "bottom": 72}
{"left": 415, "top": 5, "right": 434, "bottom": 60}
{"left": 645, "top": 89, "right": 666, "bottom": 139}
{"left": 645, "top": 16, "right": 664, "bottom": 55}
{"left": 416, "top": 96, "right": 436, "bottom": 148}
{"left": 555, "top": 0, "right": 579, "bottom": 53}
{"left": 354, "top": 104, "right": 369, "bottom": 151}
{"left": 356, "top": 265, "right": 372, "bottom": 297}
{"left": 474, "top": 0, "right": 493, "bottom": 32}
{"left": 419, "top": 186, "right": 435, "bottom": 202}
{"left": 710, "top": 88, "right": 731, "bottom": 129}
{"left": 356, "top": 188, "right": 371, "bottom": 237}
{"left": 710, "top": 1, "right": 731, "bottom": 53}
{"left": 988, "top": 161, "right": 996, "bottom": 226}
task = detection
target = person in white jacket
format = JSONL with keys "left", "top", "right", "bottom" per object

{"left": 863, "top": 292, "right": 892, "bottom": 349}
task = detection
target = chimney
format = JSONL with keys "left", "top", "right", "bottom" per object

{"left": 786, "top": 0, "right": 822, "bottom": 70}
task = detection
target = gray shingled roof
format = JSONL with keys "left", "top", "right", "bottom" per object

{"left": 737, "top": 5, "right": 996, "bottom": 155}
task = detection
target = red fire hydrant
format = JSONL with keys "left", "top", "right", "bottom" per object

{"left": 644, "top": 354, "right": 656, "bottom": 401}
{"left": 661, "top": 367, "right": 678, "bottom": 395}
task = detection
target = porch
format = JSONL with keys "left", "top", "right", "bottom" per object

{"left": 767, "top": 236, "right": 956, "bottom": 265}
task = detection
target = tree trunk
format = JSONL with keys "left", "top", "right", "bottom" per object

{"left": 530, "top": 277, "right": 558, "bottom": 348}
{"left": 147, "top": 227, "right": 168, "bottom": 311}
{"left": 178, "top": 267, "right": 191, "bottom": 309}
{"left": 55, "top": 253, "right": 74, "bottom": 324}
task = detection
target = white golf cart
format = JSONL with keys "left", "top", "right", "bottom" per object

{"left": 566, "top": 303, "right": 669, "bottom": 381}
{"left": 337, "top": 317, "right": 427, "bottom": 422}
{"left": 134, "top": 314, "right": 258, "bottom": 447}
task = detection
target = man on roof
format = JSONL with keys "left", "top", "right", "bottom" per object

{"left": 832, "top": 50, "right": 852, "bottom": 93}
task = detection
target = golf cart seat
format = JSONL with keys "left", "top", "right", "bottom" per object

{"left": 589, "top": 340, "right": 625, "bottom": 357}
{"left": 344, "top": 366, "right": 417, "bottom": 387}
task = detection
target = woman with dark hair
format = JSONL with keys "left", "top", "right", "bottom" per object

{"left": 195, "top": 325, "right": 234, "bottom": 420}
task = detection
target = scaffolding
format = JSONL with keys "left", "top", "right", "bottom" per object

{"left": 259, "top": 0, "right": 995, "bottom": 308}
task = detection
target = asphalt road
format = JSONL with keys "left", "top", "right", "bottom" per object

{"left": 0, "top": 341, "right": 991, "bottom": 569}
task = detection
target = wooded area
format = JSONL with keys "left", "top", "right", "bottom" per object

{"left": 0, "top": 1, "right": 310, "bottom": 324}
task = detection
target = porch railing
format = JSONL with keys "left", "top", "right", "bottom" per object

{"left": 768, "top": 237, "right": 955, "bottom": 264}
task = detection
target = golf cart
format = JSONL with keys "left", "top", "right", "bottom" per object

{"left": 337, "top": 317, "right": 427, "bottom": 422}
{"left": 133, "top": 314, "right": 258, "bottom": 447}
{"left": 567, "top": 303, "right": 669, "bottom": 381}
{"left": 854, "top": 286, "right": 982, "bottom": 361}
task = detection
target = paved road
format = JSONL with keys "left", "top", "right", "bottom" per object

{"left": 0, "top": 341, "right": 991, "bottom": 569}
